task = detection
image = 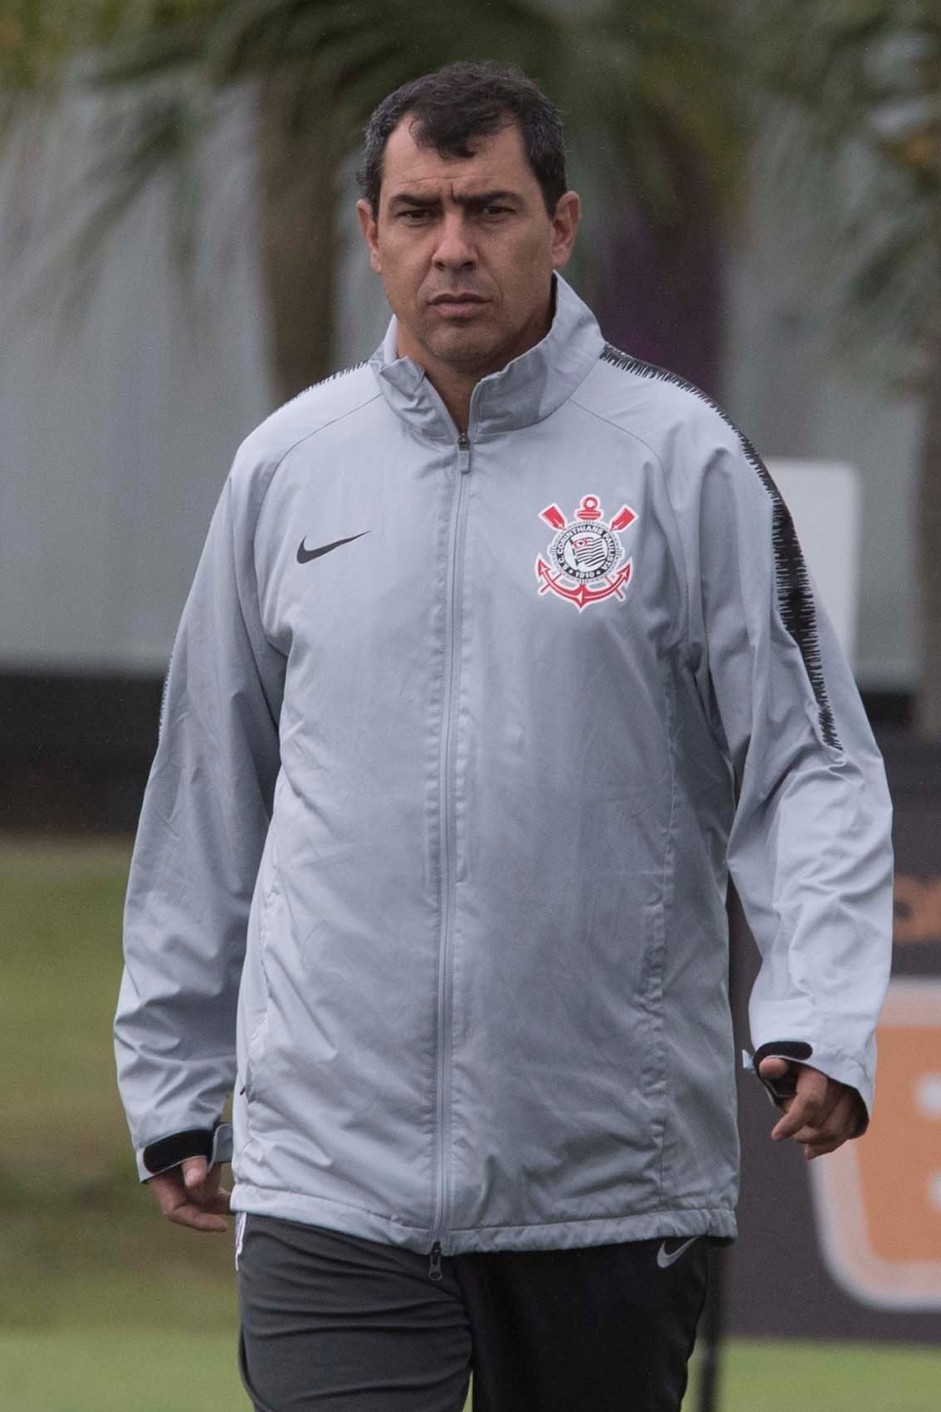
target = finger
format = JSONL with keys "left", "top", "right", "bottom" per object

{"left": 770, "top": 1071, "right": 829, "bottom": 1140}
{"left": 787, "top": 1087, "right": 843, "bottom": 1139}
{"left": 166, "top": 1201, "right": 230, "bottom": 1233}
{"left": 757, "top": 1056, "right": 797, "bottom": 1103}
{"left": 147, "top": 1169, "right": 190, "bottom": 1217}
{"left": 788, "top": 1114, "right": 846, "bottom": 1147}
{"left": 182, "top": 1156, "right": 211, "bottom": 1192}
{"left": 147, "top": 1165, "right": 231, "bottom": 1221}
{"left": 802, "top": 1095, "right": 859, "bottom": 1152}
{"left": 181, "top": 1158, "right": 231, "bottom": 1210}
{"left": 804, "top": 1133, "right": 847, "bottom": 1159}
{"left": 805, "top": 1118, "right": 856, "bottom": 1157}
{"left": 180, "top": 1176, "right": 232, "bottom": 1214}
{"left": 791, "top": 1092, "right": 861, "bottom": 1150}
{"left": 206, "top": 1184, "right": 232, "bottom": 1213}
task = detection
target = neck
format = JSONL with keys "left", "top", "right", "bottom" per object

{"left": 423, "top": 367, "right": 476, "bottom": 434}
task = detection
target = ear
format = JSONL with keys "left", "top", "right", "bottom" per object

{"left": 356, "top": 199, "right": 382, "bottom": 273}
{"left": 550, "top": 191, "right": 581, "bottom": 272}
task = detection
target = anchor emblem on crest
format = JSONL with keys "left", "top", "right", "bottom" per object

{"left": 535, "top": 494, "right": 637, "bottom": 610}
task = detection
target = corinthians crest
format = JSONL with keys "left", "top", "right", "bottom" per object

{"left": 535, "top": 494, "right": 637, "bottom": 610}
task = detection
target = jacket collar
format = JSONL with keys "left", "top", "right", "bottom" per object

{"left": 370, "top": 275, "right": 605, "bottom": 443}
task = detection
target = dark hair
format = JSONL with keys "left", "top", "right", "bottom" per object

{"left": 359, "top": 61, "right": 567, "bottom": 216}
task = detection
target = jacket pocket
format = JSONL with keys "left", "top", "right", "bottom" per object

{"left": 238, "top": 859, "right": 281, "bottom": 1131}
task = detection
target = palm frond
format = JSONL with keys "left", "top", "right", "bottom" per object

{"left": 66, "top": 0, "right": 742, "bottom": 227}
{"left": 738, "top": 0, "right": 941, "bottom": 379}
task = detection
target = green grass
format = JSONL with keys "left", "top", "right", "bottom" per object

{"left": 0, "top": 837, "right": 134, "bottom": 1149}
{"left": 0, "top": 1332, "right": 246, "bottom": 1412}
{"left": 1, "top": 1334, "right": 939, "bottom": 1412}
{"left": 0, "top": 837, "right": 238, "bottom": 1334}
{"left": 1, "top": 837, "right": 939, "bottom": 1411}
{"left": 694, "top": 1339, "right": 941, "bottom": 1411}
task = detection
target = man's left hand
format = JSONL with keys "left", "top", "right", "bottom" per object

{"left": 758, "top": 1057, "right": 866, "bottom": 1158}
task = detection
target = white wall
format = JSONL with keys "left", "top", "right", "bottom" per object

{"left": 0, "top": 96, "right": 272, "bottom": 674}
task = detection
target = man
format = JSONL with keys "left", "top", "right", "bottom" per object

{"left": 115, "top": 61, "right": 893, "bottom": 1412}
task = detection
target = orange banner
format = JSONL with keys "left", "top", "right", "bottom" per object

{"left": 810, "top": 979, "right": 941, "bottom": 1309}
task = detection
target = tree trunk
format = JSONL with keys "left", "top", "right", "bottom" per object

{"left": 915, "top": 321, "right": 941, "bottom": 740}
{"left": 254, "top": 77, "right": 341, "bottom": 404}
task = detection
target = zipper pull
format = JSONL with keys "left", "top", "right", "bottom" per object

{"left": 457, "top": 431, "right": 471, "bottom": 472}
{"left": 428, "top": 1241, "right": 443, "bottom": 1281}
{"left": 458, "top": 432, "right": 470, "bottom": 450}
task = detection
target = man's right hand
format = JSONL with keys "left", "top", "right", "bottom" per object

{"left": 146, "top": 1155, "right": 231, "bottom": 1232}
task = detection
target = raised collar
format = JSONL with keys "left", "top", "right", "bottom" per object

{"left": 369, "top": 275, "right": 604, "bottom": 443}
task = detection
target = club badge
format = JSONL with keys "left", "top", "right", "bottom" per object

{"left": 535, "top": 494, "right": 637, "bottom": 610}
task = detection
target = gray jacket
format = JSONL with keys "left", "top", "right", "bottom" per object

{"left": 115, "top": 276, "right": 893, "bottom": 1255}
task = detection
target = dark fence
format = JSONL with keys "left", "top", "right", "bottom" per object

{"left": 0, "top": 672, "right": 162, "bottom": 831}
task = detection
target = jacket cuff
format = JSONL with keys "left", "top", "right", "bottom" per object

{"left": 748, "top": 1041, "right": 870, "bottom": 1135}
{"left": 139, "top": 1122, "right": 233, "bottom": 1180}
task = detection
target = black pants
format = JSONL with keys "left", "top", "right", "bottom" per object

{"left": 237, "top": 1215, "right": 708, "bottom": 1412}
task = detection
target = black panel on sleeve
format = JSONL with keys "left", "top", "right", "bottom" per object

{"left": 142, "top": 1127, "right": 215, "bottom": 1175}
{"left": 753, "top": 1041, "right": 815, "bottom": 1103}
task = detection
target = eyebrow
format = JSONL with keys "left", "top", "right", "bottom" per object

{"left": 387, "top": 189, "right": 523, "bottom": 212}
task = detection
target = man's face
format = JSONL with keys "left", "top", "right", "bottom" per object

{"left": 357, "top": 118, "right": 580, "bottom": 385}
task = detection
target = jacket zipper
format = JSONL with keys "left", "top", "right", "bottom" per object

{"left": 430, "top": 428, "right": 472, "bottom": 1258}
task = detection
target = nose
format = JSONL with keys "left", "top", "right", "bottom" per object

{"left": 432, "top": 211, "right": 476, "bottom": 270}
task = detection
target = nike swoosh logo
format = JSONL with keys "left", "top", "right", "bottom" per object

{"left": 297, "top": 532, "right": 369, "bottom": 564}
{"left": 656, "top": 1236, "right": 699, "bottom": 1270}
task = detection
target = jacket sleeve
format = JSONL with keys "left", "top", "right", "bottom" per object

{"left": 114, "top": 467, "right": 285, "bottom": 1179}
{"left": 691, "top": 432, "right": 893, "bottom": 1122}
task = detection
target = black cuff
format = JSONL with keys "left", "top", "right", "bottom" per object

{"left": 753, "top": 1040, "right": 814, "bottom": 1103}
{"left": 142, "top": 1127, "right": 215, "bottom": 1176}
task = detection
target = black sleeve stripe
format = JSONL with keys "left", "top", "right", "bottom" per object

{"left": 281, "top": 360, "right": 368, "bottom": 411}
{"left": 599, "top": 345, "right": 841, "bottom": 750}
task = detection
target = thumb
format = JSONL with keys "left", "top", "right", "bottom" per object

{"left": 182, "top": 1156, "right": 209, "bottom": 1191}
{"left": 758, "top": 1055, "right": 799, "bottom": 1103}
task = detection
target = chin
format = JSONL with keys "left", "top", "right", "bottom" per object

{"left": 431, "top": 332, "right": 504, "bottom": 375}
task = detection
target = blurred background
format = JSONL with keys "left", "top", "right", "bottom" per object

{"left": 0, "top": 2, "right": 939, "bottom": 1408}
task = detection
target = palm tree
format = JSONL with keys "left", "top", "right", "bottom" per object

{"left": 2, "top": 0, "right": 742, "bottom": 402}
{"left": 745, "top": 1, "right": 941, "bottom": 738}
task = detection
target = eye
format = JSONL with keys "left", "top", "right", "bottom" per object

{"left": 398, "top": 208, "right": 432, "bottom": 223}
{"left": 480, "top": 204, "right": 511, "bottom": 219}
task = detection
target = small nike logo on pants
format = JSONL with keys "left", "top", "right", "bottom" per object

{"left": 297, "top": 532, "right": 369, "bottom": 564}
{"left": 656, "top": 1237, "right": 699, "bottom": 1269}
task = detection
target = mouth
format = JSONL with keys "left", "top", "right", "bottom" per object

{"left": 428, "top": 293, "right": 489, "bottom": 315}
